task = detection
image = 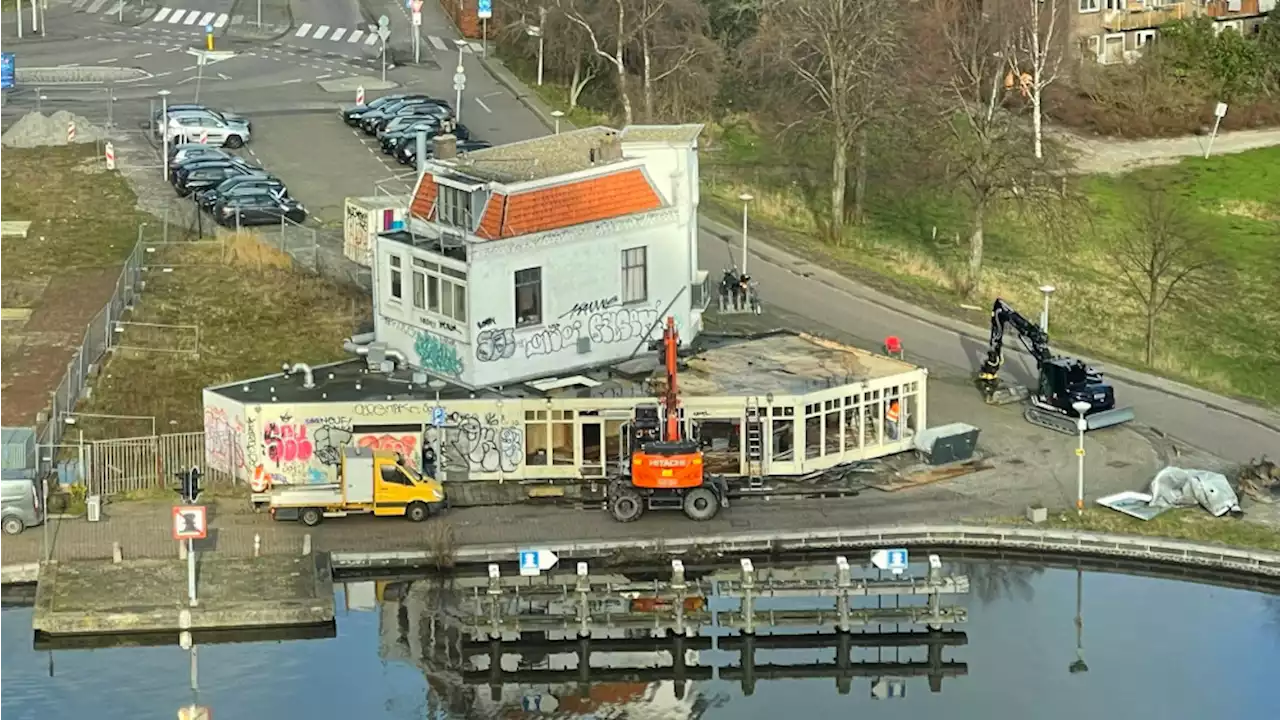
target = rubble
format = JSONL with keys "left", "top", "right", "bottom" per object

{"left": 1, "top": 111, "right": 106, "bottom": 149}
{"left": 1236, "top": 458, "right": 1280, "bottom": 504}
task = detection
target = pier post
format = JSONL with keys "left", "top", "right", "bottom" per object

{"left": 671, "top": 560, "right": 687, "bottom": 636}
{"left": 575, "top": 562, "right": 590, "bottom": 638}
{"left": 926, "top": 554, "right": 942, "bottom": 630}
{"left": 486, "top": 564, "right": 502, "bottom": 640}
{"left": 740, "top": 558, "right": 756, "bottom": 635}
{"left": 254, "top": 534, "right": 261, "bottom": 558}
{"left": 835, "top": 556, "right": 851, "bottom": 633}
{"left": 112, "top": 542, "right": 122, "bottom": 564}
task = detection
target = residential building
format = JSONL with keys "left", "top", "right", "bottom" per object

{"left": 1072, "top": 0, "right": 1275, "bottom": 65}
{"left": 372, "top": 125, "right": 710, "bottom": 390}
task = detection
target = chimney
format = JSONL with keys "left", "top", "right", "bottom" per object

{"left": 433, "top": 133, "right": 457, "bottom": 161}
{"left": 599, "top": 130, "right": 623, "bottom": 162}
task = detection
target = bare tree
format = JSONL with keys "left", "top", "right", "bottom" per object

{"left": 1008, "top": 0, "right": 1066, "bottom": 159}
{"left": 744, "top": 0, "right": 903, "bottom": 237}
{"left": 1111, "top": 185, "right": 1215, "bottom": 366}
{"left": 558, "top": 0, "right": 663, "bottom": 124}
{"left": 638, "top": 0, "right": 716, "bottom": 120}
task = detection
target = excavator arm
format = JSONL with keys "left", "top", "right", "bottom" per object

{"left": 978, "top": 298, "right": 1052, "bottom": 384}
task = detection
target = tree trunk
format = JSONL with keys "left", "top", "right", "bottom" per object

{"left": 642, "top": 30, "right": 654, "bottom": 121}
{"left": 570, "top": 53, "right": 582, "bottom": 110}
{"left": 614, "top": 4, "right": 633, "bottom": 125}
{"left": 1144, "top": 308, "right": 1157, "bottom": 365}
{"left": 967, "top": 199, "right": 986, "bottom": 293}
{"left": 853, "top": 128, "right": 868, "bottom": 224}
{"left": 830, "top": 137, "right": 848, "bottom": 241}
{"left": 1032, "top": 86, "right": 1044, "bottom": 160}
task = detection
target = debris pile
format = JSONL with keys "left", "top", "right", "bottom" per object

{"left": 1236, "top": 458, "right": 1280, "bottom": 504}
{"left": 1, "top": 111, "right": 106, "bottom": 149}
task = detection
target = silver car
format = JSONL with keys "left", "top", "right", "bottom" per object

{"left": 2, "top": 478, "right": 44, "bottom": 535}
{"left": 165, "top": 110, "right": 252, "bottom": 148}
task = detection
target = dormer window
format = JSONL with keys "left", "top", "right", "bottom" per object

{"left": 437, "top": 184, "right": 473, "bottom": 229}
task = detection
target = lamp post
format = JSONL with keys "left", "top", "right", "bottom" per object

{"left": 158, "top": 89, "right": 171, "bottom": 181}
{"left": 1038, "top": 284, "right": 1055, "bottom": 333}
{"left": 528, "top": 7, "right": 546, "bottom": 87}
{"left": 550, "top": 110, "right": 564, "bottom": 135}
{"left": 1072, "top": 400, "right": 1090, "bottom": 516}
{"left": 738, "top": 193, "right": 754, "bottom": 274}
{"left": 429, "top": 380, "right": 447, "bottom": 485}
{"left": 454, "top": 39, "right": 468, "bottom": 124}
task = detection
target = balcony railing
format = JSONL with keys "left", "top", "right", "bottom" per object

{"left": 1205, "top": 0, "right": 1263, "bottom": 18}
{"left": 1101, "top": 2, "right": 1187, "bottom": 31}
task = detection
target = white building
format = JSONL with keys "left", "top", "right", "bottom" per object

{"left": 372, "top": 125, "right": 709, "bottom": 389}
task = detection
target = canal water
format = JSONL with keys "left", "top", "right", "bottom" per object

{"left": 3, "top": 562, "right": 1279, "bottom": 719}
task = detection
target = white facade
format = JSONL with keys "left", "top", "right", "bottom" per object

{"left": 370, "top": 127, "right": 707, "bottom": 389}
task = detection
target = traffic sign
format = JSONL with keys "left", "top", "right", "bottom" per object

{"left": 453, "top": 71, "right": 466, "bottom": 92}
{"left": 356, "top": 85, "right": 366, "bottom": 105}
{"left": 172, "top": 506, "right": 208, "bottom": 541}
{"left": 412, "top": 10, "right": 422, "bottom": 25}
{"left": 870, "top": 548, "right": 909, "bottom": 574}
{"left": 412, "top": 0, "right": 423, "bottom": 10}
{"left": 378, "top": 14, "right": 390, "bottom": 27}
{"left": 519, "top": 548, "right": 559, "bottom": 576}
{"left": 478, "top": 0, "right": 492, "bottom": 20}
{"left": 1215, "top": 102, "right": 1228, "bottom": 118}
{"left": 1, "top": 53, "right": 14, "bottom": 90}
{"left": 522, "top": 694, "right": 559, "bottom": 712}
{"left": 205, "top": 24, "right": 213, "bottom": 35}
{"left": 429, "top": 406, "right": 446, "bottom": 427}
{"left": 871, "top": 677, "right": 906, "bottom": 700}
{"left": 377, "top": 26, "right": 391, "bottom": 42}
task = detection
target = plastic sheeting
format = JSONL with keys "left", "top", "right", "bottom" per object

{"left": 1148, "top": 467, "right": 1242, "bottom": 517}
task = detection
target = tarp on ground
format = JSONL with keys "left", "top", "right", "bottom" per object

{"left": 1148, "top": 467, "right": 1241, "bottom": 517}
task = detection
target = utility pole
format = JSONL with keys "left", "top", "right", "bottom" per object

{"left": 17, "top": 0, "right": 24, "bottom": 40}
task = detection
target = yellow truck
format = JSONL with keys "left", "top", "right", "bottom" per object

{"left": 268, "top": 447, "right": 446, "bottom": 526}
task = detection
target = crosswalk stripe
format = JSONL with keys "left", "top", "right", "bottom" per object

{"left": 330, "top": 27, "right": 346, "bottom": 41}
{"left": 183, "top": 10, "right": 201, "bottom": 25}
{"left": 229, "top": 15, "right": 243, "bottom": 26}
{"left": 167, "top": 9, "right": 185, "bottom": 23}
{"left": 105, "top": 1, "right": 125, "bottom": 14}
{"left": 199, "top": 12, "right": 215, "bottom": 26}
{"left": 295, "top": 23, "right": 312, "bottom": 37}
{"left": 153, "top": 6, "right": 171, "bottom": 22}
{"left": 86, "top": 0, "right": 108, "bottom": 12}
{"left": 364, "top": 34, "right": 378, "bottom": 46}
{"left": 72, "top": 0, "right": 89, "bottom": 10}
{"left": 215, "top": 13, "right": 230, "bottom": 27}
{"left": 347, "top": 29, "right": 364, "bottom": 44}
{"left": 313, "top": 25, "right": 330, "bottom": 39}
{"left": 428, "top": 35, "right": 448, "bottom": 51}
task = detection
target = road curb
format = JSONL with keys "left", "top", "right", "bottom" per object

{"left": 697, "top": 215, "right": 1280, "bottom": 436}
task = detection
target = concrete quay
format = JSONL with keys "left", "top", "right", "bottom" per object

{"left": 31, "top": 554, "right": 334, "bottom": 637}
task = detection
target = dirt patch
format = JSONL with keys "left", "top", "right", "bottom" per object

{"left": 24, "top": 268, "right": 120, "bottom": 333}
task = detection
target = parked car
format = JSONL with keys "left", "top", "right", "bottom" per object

{"left": 1, "top": 478, "right": 43, "bottom": 536}
{"left": 360, "top": 98, "right": 451, "bottom": 135}
{"left": 377, "top": 113, "right": 446, "bottom": 141}
{"left": 168, "top": 144, "right": 231, "bottom": 168}
{"left": 171, "top": 156, "right": 256, "bottom": 188}
{"left": 196, "top": 174, "right": 284, "bottom": 212}
{"left": 340, "top": 93, "right": 423, "bottom": 126}
{"left": 380, "top": 120, "right": 469, "bottom": 153}
{"left": 165, "top": 110, "right": 251, "bottom": 148}
{"left": 175, "top": 161, "right": 262, "bottom": 196}
{"left": 214, "top": 190, "right": 307, "bottom": 227}
{"left": 368, "top": 102, "right": 453, "bottom": 136}
{"left": 396, "top": 138, "right": 491, "bottom": 166}
{"left": 155, "top": 104, "right": 249, "bottom": 132}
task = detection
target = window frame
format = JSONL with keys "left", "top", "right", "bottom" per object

{"left": 409, "top": 255, "right": 467, "bottom": 324}
{"left": 621, "top": 246, "right": 648, "bottom": 304}
{"left": 436, "top": 184, "right": 473, "bottom": 229}
{"left": 515, "top": 267, "right": 543, "bottom": 329}
{"left": 1079, "top": 0, "right": 1100, "bottom": 12}
{"left": 389, "top": 254, "right": 403, "bottom": 302}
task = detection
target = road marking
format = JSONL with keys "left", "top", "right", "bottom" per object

{"left": 154, "top": 7, "right": 171, "bottom": 22}
{"left": 296, "top": 23, "right": 312, "bottom": 38}
{"left": 182, "top": 65, "right": 196, "bottom": 71}
{"left": 364, "top": 34, "right": 378, "bottom": 46}
{"left": 347, "top": 29, "right": 365, "bottom": 44}
{"left": 476, "top": 98, "right": 491, "bottom": 113}
{"left": 133, "top": 52, "right": 153, "bottom": 58}
{"left": 230, "top": 15, "right": 244, "bottom": 26}
{"left": 105, "top": 1, "right": 125, "bottom": 14}
{"left": 217, "top": 72, "right": 231, "bottom": 80}
{"left": 330, "top": 27, "right": 346, "bottom": 42}
{"left": 87, "top": 0, "right": 108, "bottom": 13}
{"left": 183, "top": 10, "right": 201, "bottom": 25}
{"left": 73, "top": 0, "right": 89, "bottom": 9}
{"left": 199, "top": 12, "right": 216, "bottom": 27}
{"left": 168, "top": 9, "right": 185, "bottom": 24}
{"left": 281, "top": 78, "right": 302, "bottom": 85}
{"left": 313, "top": 25, "right": 330, "bottom": 39}
{"left": 154, "top": 71, "right": 172, "bottom": 78}
{"left": 166, "top": 45, "right": 183, "bottom": 52}
{"left": 428, "top": 35, "right": 448, "bottom": 51}
{"left": 316, "top": 73, "right": 332, "bottom": 80}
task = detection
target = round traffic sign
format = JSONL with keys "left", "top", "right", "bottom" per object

{"left": 378, "top": 14, "right": 390, "bottom": 27}
{"left": 453, "top": 72, "right": 466, "bottom": 84}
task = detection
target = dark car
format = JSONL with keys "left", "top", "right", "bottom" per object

{"left": 341, "top": 93, "right": 422, "bottom": 126}
{"left": 176, "top": 162, "right": 262, "bottom": 196}
{"left": 214, "top": 191, "right": 307, "bottom": 227}
{"left": 374, "top": 104, "right": 453, "bottom": 139}
{"left": 195, "top": 174, "right": 284, "bottom": 211}
{"left": 380, "top": 120, "right": 468, "bottom": 153}
{"left": 396, "top": 138, "right": 491, "bottom": 166}
{"left": 172, "top": 157, "right": 256, "bottom": 189}
{"left": 360, "top": 98, "right": 452, "bottom": 135}
{"left": 168, "top": 144, "right": 231, "bottom": 168}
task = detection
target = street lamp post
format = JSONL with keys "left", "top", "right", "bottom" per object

{"left": 550, "top": 110, "right": 564, "bottom": 135}
{"left": 159, "top": 89, "right": 172, "bottom": 181}
{"left": 1072, "top": 400, "right": 1090, "bottom": 516}
{"left": 1039, "top": 285, "right": 1056, "bottom": 333}
{"left": 738, "top": 193, "right": 754, "bottom": 274}
{"left": 429, "top": 380, "right": 447, "bottom": 485}
{"left": 454, "top": 39, "right": 468, "bottom": 125}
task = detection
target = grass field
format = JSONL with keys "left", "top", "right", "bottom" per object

{"left": 71, "top": 235, "right": 370, "bottom": 434}
{"left": 985, "top": 508, "right": 1280, "bottom": 552}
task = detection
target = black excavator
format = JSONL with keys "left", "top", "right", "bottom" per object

{"left": 976, "top": 298, "right": 1135, "bottom": 435}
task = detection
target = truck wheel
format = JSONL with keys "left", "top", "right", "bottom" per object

{"left": 2, "top": 516, "right": 24, "bottom": 535}
{"left": 610, "top": 485, "right": 645, "bottom": 523}
{"left": 300, "top": 508, "right": 323, "bottom": 527}
{"left": 406, "top": 502, "right": 429, "bottom": 523}
{"left": 683, "top": 486, "right": 720, "bottom": 521}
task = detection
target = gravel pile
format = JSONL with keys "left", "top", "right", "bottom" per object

{"left": 1, "top": 111, "right": 106, "bottom": 148}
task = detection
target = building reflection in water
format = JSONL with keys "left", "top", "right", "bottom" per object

{"left": 370, "top": 554, "right": 975, "bottom": 716}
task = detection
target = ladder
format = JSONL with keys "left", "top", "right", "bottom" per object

{"left": 745, "top": 397, "right": 765, "bottom": 488}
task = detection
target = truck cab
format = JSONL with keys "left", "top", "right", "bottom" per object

{"left": 269, "top": 447, "right": 446, "bottom": 526}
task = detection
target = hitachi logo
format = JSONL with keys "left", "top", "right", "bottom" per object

{"left": 648, "top": 457, "right": 689, "bottom": 468}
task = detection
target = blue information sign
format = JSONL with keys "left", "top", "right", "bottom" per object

{"left": 478, "top": 0, "right": 492, "bottom": 20}
{"left": 1, "top": 53, "right": 15, "bottom": 91}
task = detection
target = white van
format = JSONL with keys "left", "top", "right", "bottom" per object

{"left": 1, "top": 478, "right": 44, "bottom": 535}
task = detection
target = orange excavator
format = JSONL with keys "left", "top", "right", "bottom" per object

{"left": 607, "top": 316, "right": 729, "bottom": 523}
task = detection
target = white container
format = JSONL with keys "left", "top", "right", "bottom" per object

{"left": 86, "top": 495, "right": 102, "bottom": 522}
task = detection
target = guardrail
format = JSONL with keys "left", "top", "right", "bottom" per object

{"left": 331, "top": 524, "right": 1280, "bottom": 577}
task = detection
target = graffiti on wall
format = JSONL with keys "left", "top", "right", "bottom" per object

{"left": 474, "top": 299, "right": 673, "bottom": 363}
{"left": 425, "top": 411, "right": 523, "bottom": 473}
{"left": 313, "top": 423, "right": 354, "bottom": 466}
{"left": 357, "top": 433, "right": 420, "bottom": 468}
{"left": 263, "top": 421, "right": 314, "bottom": 465}
{"left": 415, "top": 331, "right": 464, "bottom": 377}
{"left": 203, "top": 406, "right": 246, "bottom": 474}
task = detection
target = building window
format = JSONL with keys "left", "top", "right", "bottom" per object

{"left": 1079, "top": 0, "right": 1099, "bottom": 11}
{"left": 428, "top": 275, "right": 440, "bottom": 312}
{"left": 389, "top": 254, "right": 403, "bottom": 301}
{"left": 412, "top": 257, "right": 467, "bottom": 324}
{"left": 515, "top": 267, "right": 542, "bottom": 328}
{"left": 622, "top": 246, "right": 648, "bottom": 304}
{"left": 412, "top": 269, "right": 426, "bottom": 310}
{"left": 437, "top": 185, "right": 472, "bottom": 229}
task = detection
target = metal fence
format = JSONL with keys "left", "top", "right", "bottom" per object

{"left": 84, "top": 431, "right": 236, "bottom": 496}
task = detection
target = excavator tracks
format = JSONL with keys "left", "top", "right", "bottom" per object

{"left": 1022, "top": 405, "right": 1080, "bottom": 436}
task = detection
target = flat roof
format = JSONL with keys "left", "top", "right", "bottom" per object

{"left": 207, "top": 332, "right": 920, "bottom": 407}
{"left": 445, "top": 126, "right": 621, "bottom": 183}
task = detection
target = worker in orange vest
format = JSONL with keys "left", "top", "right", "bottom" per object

{"left": 886, "top": 400, "right": 901, "bottom": 440}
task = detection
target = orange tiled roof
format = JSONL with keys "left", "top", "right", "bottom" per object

{"left": 498, "top": 168, "right": 662, "bottom": 238}
{"left": 475, "top": 193, "right": 507, "bottom": 240}
{"left": 409, "top": 174, "right": 438, "bottom": 220}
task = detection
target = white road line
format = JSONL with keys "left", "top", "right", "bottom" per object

{"left": 316, "top": 73, "right": 332, "bottom": 80}
{"left": 165, "top": 45, "right": 183, "bottom": 52}
{"left": 87, "top": 0, "right": 108, "bottom": 13}
{"left": 133, "top": 52, "right": 153, "bottom": 58}
{"left": 199, "top": 12, "right": 216, "bottom": 27}
{"left": 154, "top": 71, "right": 172, "bottom": 78}
{"left": 330, "top": 28, "right": 346, "bottom": 42}
{"left": 295, "top": 23, "right": 312, "bottom": 37}
{"left": 364, "top": 34, "right": 378, "bottom": 46}
{"left": 281, "top": 78, "right": 302, "bottom": 85}
{"left": 313, "top": 25, "right": 330, "bottom": 39}
{"left": 428, "top": 35, "right": 448, "bottom": 51}
{"left": 231, "top": 15, "right": 244, "bottom": 25}
{"left": 217, "top": 73, "right": 231, "bottom": 80}
{"left": 97, "top": 57, "right": 119, "bottom": 64}
{"left": 153, "top": 7, "right": 172, "bottom": 22}
{"left": 167, "top": 9, "right": 184, "bottom": 23}
{"left": 183, "top": 10, "right": 201, "bottom": 25}
{"left": 348, "top": 29, "right": 364, "bottom": 43}
{"left": 182, "top": 65, "right": 196, "bottom": 71}
{"left": 476, "top": 98, "right": 491, "bottom": 113}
